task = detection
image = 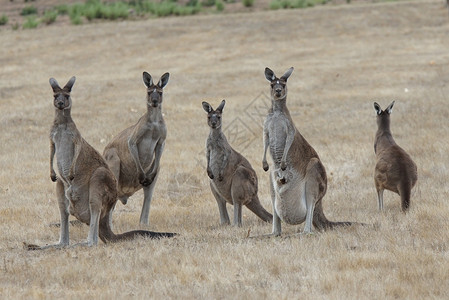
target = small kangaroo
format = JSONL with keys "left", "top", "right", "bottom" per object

{"left": 202, "top": 100, "right": 273, "bottom": 227}
{"left": 103, "top": 71, "right": 169, "bottom": 226}
{"left": 27, "top": 76, "right": 175, "bottom": 250}
{"left": 373, "top": 101, "right": 417, "bottom": 212}
{"left": 262, "top": 67, "right": 352, "bottom": 236}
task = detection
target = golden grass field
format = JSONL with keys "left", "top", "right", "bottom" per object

{"left": 1, "top": 0, "right": 449, "bottom": 298}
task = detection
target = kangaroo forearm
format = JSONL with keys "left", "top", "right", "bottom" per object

{"left": 149, "top": 142, "right": 164, "bottom": 173}
{"left": 50, "top": 142, "right": 56, "bottom": 174}
{"left": 128, "top": 142, "right": 145, "bottom": 174}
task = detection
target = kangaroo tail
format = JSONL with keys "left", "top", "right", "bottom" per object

{"left": 99, "top": 216, "right": 176, "bottom": 244}
{"left": 312, "top": 199, "right": 352, "bottom": 231}
{"left": 399, "top": 181, "right": 412, "bottom": 212}
{"left": 246, "top": 196, "right": 273, "bottom": 223}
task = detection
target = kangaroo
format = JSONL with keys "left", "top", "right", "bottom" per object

{"left": 202, "top": 100, "right": 273, "bottom": 227}
{"left": 373, "top": 101, "right": 418, "bottom": 212}
{"left": 262, "top": 67, "right": 352, "bottom": 236}
{"left": 103, "top": 71, "right": 169, "bottom": 226}
{"left": 27, "top": 76, "right": 175, "bottom": 250}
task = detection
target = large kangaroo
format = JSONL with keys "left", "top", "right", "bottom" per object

{"left": 202, "top": 100, "right": 273, "bottom": 227}
{"left": 103, "top": 71, "right": 169, "bottom": 226}
{"left": 373, "top": 101, "right": 417, "bottom": 212}
{"left": 262, "top": 67, "right": 351, "bottom": 236}
{"left": 27, "top": 76, "right": 175, "bottom": 250}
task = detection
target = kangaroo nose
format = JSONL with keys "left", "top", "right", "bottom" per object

{"left": 276, "top": 88, "right": 282, "bottom": 93}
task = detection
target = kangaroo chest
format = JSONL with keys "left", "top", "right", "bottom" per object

{"left": 137, "top": 123, "right": 166, "bottom": 169}
{"left": 208, "top": 143, "right": 231, "bottom": 175}
{"left": 266, "top": 113, "right": 290, "bottom": 164}
{"left": 52, "top": 125, "right": 75, "bottom": 180}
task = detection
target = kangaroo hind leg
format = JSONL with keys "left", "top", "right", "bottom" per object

{"left": 303, "top": 159, "right": 325, "bottom": 234}
{"left": 86, "top": 167, "right": 116, "bottom": 246}
{"left": 210, "top": 182, "right": 230, "bottom": 225}
{"left": 140, "top": 167, "right": 160, "bottom": 226}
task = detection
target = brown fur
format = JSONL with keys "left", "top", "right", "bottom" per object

{"left": 203, "top": 100, "right": 273, "bottom": 227}
{"left": 373, "top": 101, "right": 418, "bottom": 212}
{"left": 262, "top": 67, "right": 352, "bottom": 235}
{"left": 103, "top": 71, "right": 169, "bottom": 226}
{"left": 26, "top": 76, "right": 175, "bottom": 250}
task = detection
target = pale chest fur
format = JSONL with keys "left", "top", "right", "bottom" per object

{"left": 51, "top": 125, "right": 75, "bottom": 180}
{"left": 207, "top": 138, "right": 231, "bottom": 176}
{"left": 137, "top": 122, "right": 166, "bottom": 170}
{"left": 265, "top": 112, "right": 291, "bottom": 165}
{"left": 272, "top": 169, "right": 307, "bottom": 225}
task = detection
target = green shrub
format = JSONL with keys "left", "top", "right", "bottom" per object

{"left": 269, "top": 0, "right": 282, "bottom": 9}
{"left": 242, "top": 0, "right": 254, "bottom": 7}
{"left": 42, "top": 10, "right": 58, "bottom": 25}
{"left": 12, "top": 22, "right": 20, "bottom": 30}
{"left": 201, "top": 0, "right": 216, "bottom": 7}
{"left": 21, "top": 5, "right": 38, "bottom": 16}
{"left": 55, "top": 4, "right": 69, "bottom": 15}
{"left": 69, "top": 5, "right": 84, "bottom": 25}
{"left": 215, "top": 0, "right": 225, "bottom": 11}
{"left": 0, "top": 14, "right": 8, "bottom": 26}
{"left": 187, "top": 0, "right": 199, "bottom": 6}
{"left": 22, "top": 16, "right": 39, "bottom": 29}
{"left": 154, "top": 1, "right": 176, "bottom": 17}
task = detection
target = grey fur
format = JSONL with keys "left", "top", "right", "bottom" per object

{"left": 373, "top": 101, "right": 417, "bottom": 212}
{"left": 26, "top": 76, "right": 175, "bottom": 250}
{"left": 103, "top": 71, "right": 170, "bottom": 226}
{"left": 262, "top": 67, "right": 351, "bottom": 236}
{"left": 203, "top": 100, "right": 272, "bottom": 227}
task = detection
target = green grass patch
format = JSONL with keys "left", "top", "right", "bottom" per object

{"left": 21, "top": 5, "right": 38, "bottom": 16}
{"left": 55, "top": 4, "right": 70, "bottom": 15}
{"left": 0, "top": 14, "right": 8, "bottom": 26}
{"left": 269, "top": 0, "right": 325, "bottom": 9}
{"left": 216, "top": 0, "right": 225, "bottom": 11}
{"left": 242, "top": 0, "right": 254, "bottom": 7}
{"left": 22, "top": 16, "right": 39, "bottom": 29}
{"left": 42, "top": 10, "right": 58, "bottom": 25}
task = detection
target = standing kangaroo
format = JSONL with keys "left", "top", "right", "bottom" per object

{"left": 373, "top": 101, "right": 417, "bottom": 212}
{"left": 103, "top": 71, "right": 169, "bottom": 226}
{"left": 202, "top": 100, "right": 272, "bottom": 227}
{"left": 27, "top": 77, "right": 175, "bottom": 250}
{"left": 262, "top": 67, "right": 352, "bottom": 236}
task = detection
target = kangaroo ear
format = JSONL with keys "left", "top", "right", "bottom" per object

{"left": 280, "top": 67, "right": 294, "bottom": 81}
{"left": 143, "top": 71, "right": 153, "bottom": 87}
{"left": 386, "top": 101, "right": 395, "bottom": 114}
{"left": 63, "top": 76, "right": 76, "bottom": 92}
{"left": 158, "top": 72, "right": 170, "bottom": 88}
{"left": 216, "top": 99, "right": 226, "bottom": 112}
{"left": 265, "top": 67, "right": 276, "bottom": 82}
{"left": 373, "top": 102, "right": 382, "bottom": 115}
{"left": 202, "top": 101, "right": 213, "bottom": 113}
{"left": 49, "top": 78, "right": 61, "bottom": 92}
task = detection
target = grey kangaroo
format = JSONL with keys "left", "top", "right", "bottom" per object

{"left": 262, "top": 67, "right": 352, "bottom": 236}
{"left": 103, "top": 72, "right": 169, "bottom": 226}
{"left": 27, "top": 76, "right": 175, "bottom": 250}
{"left": 373, "top": 101, "right": 417, "bottom": 212}
{"left": 202, "top": 100, "right": 273, "bottom": 227}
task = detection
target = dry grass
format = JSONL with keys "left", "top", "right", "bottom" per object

{"left": 1, "top": 0, "right": 449, "bottom": 298}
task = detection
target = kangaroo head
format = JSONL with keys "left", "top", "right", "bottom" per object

{"left": 143, "top": 71, "right": 170, "bottom": 108}
{"left": 202, "top": 100, "right": 226, "bottom": 130}
{"left": 374, "top": 101, "right": 395, "bottom": 127}
{"left": 265, "top": 67, "right": 294, "bottom": 101}
{"left": 49, "top": 76, "right": 76, "bottom": 110}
